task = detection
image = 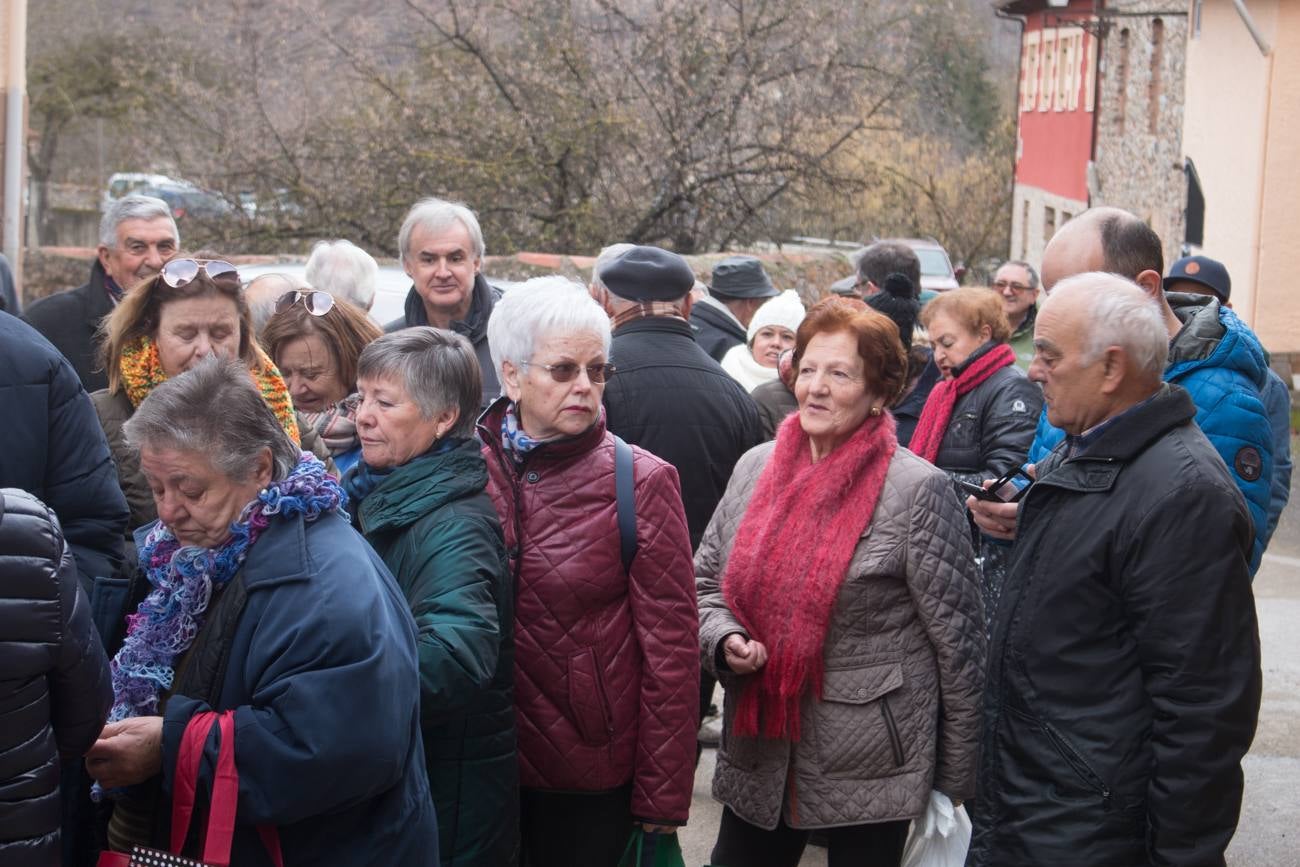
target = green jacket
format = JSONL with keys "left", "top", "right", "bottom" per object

{"left": 1008, "top": 305, "right": 1037, "bottom": 372}
{"left": 356, "top": 439, "right": 517, "bottom": 867}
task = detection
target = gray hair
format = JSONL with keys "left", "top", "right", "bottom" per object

{"left": 1047, "top": 272, "right": 1168, "bottom": 377}
{"left": 487, "top": 276, "right": 611, "bottom": 382}
{"left": 99, "top": 194, "right": 179, "bottom": 248}
{"left": 357, "top": 328, "right": 481, "bottom": 439}
{"left": 123, "top": 357, "right": 299, "bottom": 483}
{"left": 398, "top": 197, "right": 485, "bottom": 261}
{"left": 999, "top": 260, "right": 1040, "bottom": 290}
{"left": 305, "top": 239, "right": 379, "bottom": 310}
{"left": 591, "top": 242, "right": 636, "bottom": 292}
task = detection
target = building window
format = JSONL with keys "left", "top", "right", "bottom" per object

{"left": 1022, "top": 200, "right": 1031, "bottom": 259}
{"left": 1149, "top": 19, "right": 1164, "bottom": 134}
{"left": 1044, "top": 207, "right": 1057, "bottom": 244}
{"left": 1021, "top": 31, "right": 1041, "bottom": 112}
{"left": 1040, "top": 29, "right": 1057, "bottom": 112}
{"left": 1085, "top": 33, "right": 1098, "bottom": 112}
{"left": 1117, "top": 28, "right": 1130, "bottom": 135}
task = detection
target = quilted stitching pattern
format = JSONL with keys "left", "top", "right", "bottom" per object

{"left": 481, "top": 415, "right": 699, "bottom": 824}
{"left": 696, "top": 444, "right": 985, "bottom": 829}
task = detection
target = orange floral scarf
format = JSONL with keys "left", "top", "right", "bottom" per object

{"left": 119, "top": 337, "right": 301, "bottom": 445}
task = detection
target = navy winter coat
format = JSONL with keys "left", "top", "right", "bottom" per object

{"left": 156, "top": 509, "right": 439, "bottom": 865}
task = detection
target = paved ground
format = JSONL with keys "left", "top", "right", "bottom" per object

{"left": 682, "top": 460, "right": 1300, "bottom": 866}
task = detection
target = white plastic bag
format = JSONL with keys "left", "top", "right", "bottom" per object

{"left": 900, "top": 790, "right": 972, "bottom": 867}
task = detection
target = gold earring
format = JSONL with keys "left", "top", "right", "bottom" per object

{"left": 869, "top": 405, "right": 882, "bottom": 416}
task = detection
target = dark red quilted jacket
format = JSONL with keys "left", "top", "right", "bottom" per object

{"left": 480, "top": 402, "right": 702, "bottom": 826}
{"left": 479, "top": 399, "right": 699, "bottom": 825}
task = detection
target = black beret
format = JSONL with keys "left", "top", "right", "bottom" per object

{"left": 600, "top": 245, "right": 696, "bottom": 302}
{"left": 709, "top": 256, "right": 779, "bottom": 299}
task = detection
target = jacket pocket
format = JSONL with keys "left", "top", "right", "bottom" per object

{"left": 567, "top": 647, "right": 614, "bottom": 747}
{"left": 814, "top": 662, "right": 908, "bottom": 778}
{"left": 1005, "top": 703, "right": 1112, "bottom": 809}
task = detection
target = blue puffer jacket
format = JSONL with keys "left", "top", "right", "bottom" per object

{"left": 1029, "top": 294, "right": 1273, "bottom": 574}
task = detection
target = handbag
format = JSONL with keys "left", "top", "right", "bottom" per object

{"left": 616, "top": 828, "right": 686, "bottom": 867}
{"left": 97, "top": 711, "right": 284, "bottom": 867}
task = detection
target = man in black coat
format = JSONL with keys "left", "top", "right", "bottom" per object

{"left": 0, "top": 488, "right": 113, "bottom": 867}
{"left": 385, "top": 197, "right": 502, "bottom": 409}
{"left": 23, "top": 195, "right": 179, "bottom": 393}
{"left": 966, "top": 273, "right": 1260, "bottom": 867}
{"left": 690, "top": 256, "right": 779, "bottom": 362}
{"left": 595, "top": 246, "right": 763, "bottom": 752}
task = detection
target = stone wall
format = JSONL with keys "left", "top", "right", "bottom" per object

{"left": 1091, "top": 2, "right": 1189, "bottom": 266}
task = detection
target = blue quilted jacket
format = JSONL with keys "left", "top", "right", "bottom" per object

{"left": 1029, "top": 294, "right": 1273, "bottom": 574}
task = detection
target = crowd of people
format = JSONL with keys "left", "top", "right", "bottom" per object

{"left": 0, "top": 192, "right": 1289, "bottom": 867}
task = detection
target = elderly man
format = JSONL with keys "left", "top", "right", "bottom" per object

{"left": 386, "top": 198, "right": 500, "bottom": 408}
{"left": 967, "top": 272, "right": 1261, "bottom": 867}
{"left": 1165, "top": 253, "right": 1293, "bottom": 548}
{"left": 993, "top": 260, "right": 1040, "bottom": 370}
{"left": 854, "top": 240, "right": 921, "bottom": 299}
{"left": 594, "top": 245, "right": 763, "bottom": 756}
{"left": 305, "top": 238, "right": 379, "bottom": 311}
{"left": 690, "top": 255, "right": 779, "bottom": 361}
{"left": 982, "top": 208, "right": 1273, "bottom": 574}
{"left": 24, "top": 195, "right": 178, "bottom": 392}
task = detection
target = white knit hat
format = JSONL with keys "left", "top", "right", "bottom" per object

{"left": 746, "top": 289, "right": 805, "bottom": 343}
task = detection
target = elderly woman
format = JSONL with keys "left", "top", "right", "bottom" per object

{"left": 721, "top": 289, "right": 804, "bottom": 393}
{"left": 696, "top": 297, "right": 985, "bottom": 866}
{"left": 93, "top": 256, "right": 320, "bottom": 532}
{"left": 344, "top": 327, "right": 515, "bottom": 866}
{"left": 83, "top": 358, "right": 437, "bottom": 865}
{"left": 479, "top": 277, "right": 699, "bottom": 865}
{"left": 910, "top": 287, "right": 1042, "bottom": 616}
{"left": 261, "top": 289, "right": 383, "bottom": 475}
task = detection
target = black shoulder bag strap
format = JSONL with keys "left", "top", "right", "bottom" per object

{"left": 612, "top": 434, "right": 638, "bottom": 574}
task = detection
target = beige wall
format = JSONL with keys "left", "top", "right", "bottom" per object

{"left": 1254, "top": 2, "right": 1300, "bottom": 353}
{"left": 1183, "top": 0, "right": 1300, "bottom": 353}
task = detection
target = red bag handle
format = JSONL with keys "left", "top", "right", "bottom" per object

{"left": 171, "top": 710, "right": 284, "bottom": 867}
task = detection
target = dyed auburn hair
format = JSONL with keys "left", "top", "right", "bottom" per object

{"left": 793, "top": 296, "right": 908, "bottom": 404}
{"left": 259, "top": 296, "right": 383, "bottom": 396}
{"left": 98, "top": 251, "right": 252, "bottom": 395}
{"left": 920, "top": 286, "right": 1012, "bottom": 344}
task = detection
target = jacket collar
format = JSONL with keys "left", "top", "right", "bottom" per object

{"left": 1009, "top": 303, "right": 1037, "bottom": 340}
{"left": 477, "top": 395, "right": 608, "bottom": 467}
{"left": 692, "top": 296, "right": 747, "bottom": 338}
{"left": 1036, "top": 384, "right": 1195, "bottom": 493}
{"left": 84, "top": 259, "right": 115, "bottom": 319}
{"left": 400, "top": 273, "right": 497, "bottom": 341}
{"left": 613, "top": 315, "right": 696, "bottom": 339}
{"left": 1166, "top": 292, "right": 1226, "bottom": 365}
{"left": 357, "top": 439, "right": 487, "bottom": 534}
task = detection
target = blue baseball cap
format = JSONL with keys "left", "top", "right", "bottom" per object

{"left": 1165, "top": 255, "right": 1231, "bottom": 303}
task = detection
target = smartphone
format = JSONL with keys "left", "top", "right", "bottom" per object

{"left": 958, "top": 465, "right": 1034, "bottom": 503}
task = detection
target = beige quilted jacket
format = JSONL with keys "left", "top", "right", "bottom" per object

{"left": 696, "top": 441, "right": 986, "bottom": 831}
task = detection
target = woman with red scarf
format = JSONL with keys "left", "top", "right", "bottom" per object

{"left": 910, "top": 287, "right": 1042, "bottom": 618}
{"left": 696, "top": 297, "right": 985, "bottom": 867}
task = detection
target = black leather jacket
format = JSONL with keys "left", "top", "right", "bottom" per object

{"left": 968, "top": 385, "right": 1261, "bottom": 867}
{"left": 0, "top": 489, "right": 113, "bottom": 867}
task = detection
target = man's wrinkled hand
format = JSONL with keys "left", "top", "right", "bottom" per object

{"left": 86, "top": 716, "right": 164, "bottom": 790}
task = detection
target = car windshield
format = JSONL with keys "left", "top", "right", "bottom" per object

{"left": 915, "top": 249, "right": 952, "bottom": 277}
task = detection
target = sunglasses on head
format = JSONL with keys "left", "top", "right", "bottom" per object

{"left": 160, "top": 258, "right": 240, "bottom": 288}
{"left": 522, "top": 360, "right": 617, "bottom": 384}
{"left": 274, "top": 290, "right": 336, "bottom": 317}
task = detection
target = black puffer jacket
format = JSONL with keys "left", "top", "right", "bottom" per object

{"left": 968, "top": 385, "right": 1261, "bottom": 867}
{"left": 926, "top": 346, "right": 1042, "bottom": 491}
{"left": 0, "top": 488, "right": 113, "bottom": 867}
{"left": 0, "top": 312, "right": 128, "bottom": 597}
{"left": 603, "top": 316, "right": 763, "bottom": 548}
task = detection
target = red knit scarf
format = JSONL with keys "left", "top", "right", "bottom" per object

{"left": 722, "top": 410, "right": 897, "bottom": 741}
{"left": 908, "top": 343, "right": 1016, "bottom": 462}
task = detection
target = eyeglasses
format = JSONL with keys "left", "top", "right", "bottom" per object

{"left": 160, "top": 258, "right": 240, "bottom": 289}
{"left": 993, "top": 280, "right": 1034, "bottom": 294}
{"left": 274, "top": 290, "right": 336, "bottom": 317}
{"left": 522, "top": 360, "right": 617, "bottom": 384}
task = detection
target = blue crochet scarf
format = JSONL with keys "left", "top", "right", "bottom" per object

{"left": 106, "top": 453, "right": 346, "bottom": 725}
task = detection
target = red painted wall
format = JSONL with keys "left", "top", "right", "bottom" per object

{"left": 1014, "top": 3, "right": 1097, "bottom": 203}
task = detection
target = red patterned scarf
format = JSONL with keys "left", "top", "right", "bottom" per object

{"left": 908, "top": 342, "right": 1015, "bottom": 462}
{"left": 722, "top": 410, "right": 897, "bottom": 740}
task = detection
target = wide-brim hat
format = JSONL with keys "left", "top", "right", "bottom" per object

{"left": 709, "top": 256, "right": 779, "bottom": 300}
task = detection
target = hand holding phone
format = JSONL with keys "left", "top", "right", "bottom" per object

{"left": 957, "top": 465, "right": 1034, "bottom": 503}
